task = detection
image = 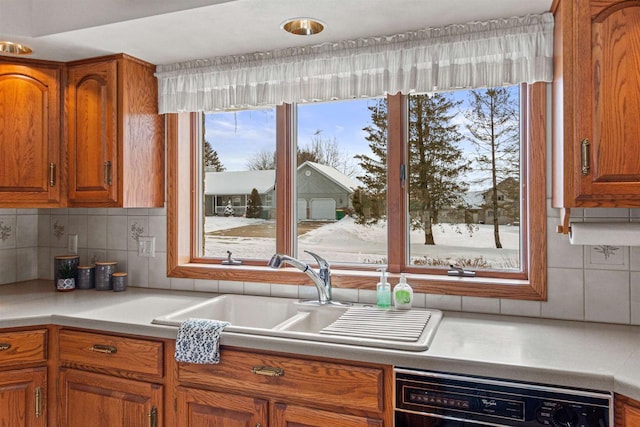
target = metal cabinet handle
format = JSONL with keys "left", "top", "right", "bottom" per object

{"left": 580, "top": 138, "right": 591, "bottom": 176}
{"left": 103, "top": 161, "right": 113, "bottom": 185}
{"left": 49, "top": 163, "right": 56, "bottom": 187}
{"left": 35, "top": 387, "right": 42, "bottom": 417}
{"left": 0, "top": 343, "right": 11, "bottom": 351}
{"left": 90, "top": 344, "right": 117, "bottom": 354}
{"left": 251, "top": 366, "right": 284, "bottom": 377}
{"left": 148, "top": 406, "right": 158, "bottom": 427}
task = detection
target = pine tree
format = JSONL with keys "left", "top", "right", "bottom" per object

{"left": 464, "top": 87, "right": 519, "bottom": 249}
{"left": 408, "top": 93, "right": 470, "bottom": 245}
{"left": 246, "top": 188, "right": 263, "bottom": 218}
{"left": 356, "top": 95, "right": 469, "bottom": 243}
{"left": 353, "top": 99, "right": 388, "bottom": 225}
{"left": 203, "top": 140, "right": 225, "bottom": 171}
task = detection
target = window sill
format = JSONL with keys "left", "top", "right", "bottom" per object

{"left": 168, "top": 262, "right": 545, "bottom": 301}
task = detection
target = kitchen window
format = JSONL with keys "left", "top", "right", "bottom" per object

{"left": 167, "top": 83, "right": 546, "bottom": 299}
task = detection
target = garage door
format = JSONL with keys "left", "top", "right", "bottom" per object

{"left": 310, "top": 198, "right": 336, "bottom": 220}
{"left": 297, "top": 199, "right": 308, "bottom": 220}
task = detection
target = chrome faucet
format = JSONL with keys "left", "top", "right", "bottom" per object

{"left": 268, "top": 251, "right": 331, "bottom": 304}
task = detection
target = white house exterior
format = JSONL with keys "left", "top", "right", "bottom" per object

{"left": 204, "top": 162, "right": 360, "bottom": 220}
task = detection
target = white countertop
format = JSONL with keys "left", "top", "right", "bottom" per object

{"left": 2, "top": 280, "right": 639, "bottom": 401}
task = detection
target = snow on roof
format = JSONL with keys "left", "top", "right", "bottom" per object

{"left": 301, "top": 161, "right": 361, "bottom": 192}
{"left": 463, "top": 191, "right": 484, "bottom": 209}
{"left": 205, "top": 170, "right": 275, "bottom": 195}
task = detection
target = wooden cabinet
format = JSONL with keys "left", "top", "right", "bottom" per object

{"left": 0, "top": 328, "right": 48, "bottom": 427}
{"left": 176, "top": 347, "right": 392, "bottom": 427}
{"left": 616, "top": 393, "right": 640, "bottom": 426}
{"left": 59, "top": 368, "right": 162, "bottom": 427}
{"left": 177, "top": 387, "right": 268, "bottom": 427}
{"left": 0, "top": 60, "right": 62, "bottom": 207}
{"left": 67, "top": 54, "right": 164, "bottom": 207}
{"left": 0, "top": 368, "right": 46, "bottom": 427}
{"left": 58, "top": 329, "right": 164, "bottom": 427}
{"left": 552, "top": 0, "right": 640, "bottom": 207}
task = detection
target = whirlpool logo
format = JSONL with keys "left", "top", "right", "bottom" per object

{"left": 481, "top": 399, "right": 497, "bottom": 407}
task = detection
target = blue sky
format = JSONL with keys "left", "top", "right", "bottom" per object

{"left": 204, "top": 98, "right": 380, "bottom": 172}
{"left": 203, "top": 87, "right": 520, "bottom": 189}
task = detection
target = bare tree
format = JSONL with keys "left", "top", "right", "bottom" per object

{"left": 246, "top": 149, "right": 276, "bottom": 170}
{"left": 464, "top": 87, "right": 519, "bottom": 249}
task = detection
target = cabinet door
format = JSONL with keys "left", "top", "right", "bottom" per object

{"left": 0, "top": 63, "right": 61, "bottom": 207}
{"left": 615, "top": 393, "right": 640, "bottom": 426}
{"left": 272, "top": 402, "right": 383, "bottom": 427}
{"left": 67, "top": 60, "right": 118, "bottom": 206}
{"left": 0, "top": 367, "right": 46, "bottom": 427}
{"left": 59, "top": 368, "right": 162, "bottom": 427}
{"left": 554, "top": 0, "right": 640, "bottom": 206}
{"left": 177, "top": 386, "right": 268, "bottom": 427}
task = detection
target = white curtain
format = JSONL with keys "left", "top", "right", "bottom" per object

{"left": 156, "top": 13, "right": 553, "bottom": 113}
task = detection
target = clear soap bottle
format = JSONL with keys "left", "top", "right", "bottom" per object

{"left": 376, "top": 268, "right": 391, "bottom": 308}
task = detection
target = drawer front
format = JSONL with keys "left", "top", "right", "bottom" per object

{"left": 0, "top": 329, "right": 47, "bottom": 367}
{"left": 178, "top": 348, "right": 385, "bottom": 413}
{"left": 59, "top": 330, "right": 163, "bottom": 378}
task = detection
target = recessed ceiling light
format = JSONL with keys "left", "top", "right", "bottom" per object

{"left": 0, "top": 41, "right": 33, "bottom": 55}
{"left": 281, "top": 18, "right": 324, "bottom": 36}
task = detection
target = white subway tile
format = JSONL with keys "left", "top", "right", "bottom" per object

{"left": 584, "top": 270, "right": 630, "bottom": 324}
{"left": 106, "top": 216, "right": 127, "bottom": 250}
{"left": 462, "top": 296, "right": 500, "bottom": 314}
{"left": 425, "top": 294, "right": 462, "bottom": 311}
{"left": 127, "top": 251, "right": 149, "bottom": 288}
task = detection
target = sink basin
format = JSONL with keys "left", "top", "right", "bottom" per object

{"left": 151, "top": 294, "right": 300, "bottom": 330}
{"left": 153, "top": 294, "right": 442, "bottom": 351}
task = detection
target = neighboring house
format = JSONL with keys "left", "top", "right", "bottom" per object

{"left": 204, "top": 170, "right": 276, "bottom": 217}
{"left": 204, "top": 161, "right": 360, "bottom": 220}
{"left": 482, "top": 177, "right": 520, "bottom": 225}
{"left": 438, "top": 191, "right": 484, "bottom": 224}
{"left": 296, "top": 161, "right": 361, "bottom": 221}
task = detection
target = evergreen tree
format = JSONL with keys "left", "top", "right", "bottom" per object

{"left": 246, "top": 188, "right": 263, "bottom": 218}
{"left": 408, "top": 93, "right": 470, "bottom": 245}
{"left": 353, "top": 100, "right": 388, "bottom": 225}
{"left": 203, "top": 140, "right": 225, "bottom": 171}
{"left": 356, "top": 95, "right": 469, "bottom": 244}
{"left": 464, "top": 87, "right": 519, "bottom": 249}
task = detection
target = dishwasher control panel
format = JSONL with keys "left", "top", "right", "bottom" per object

{"left": 396, "top": 369, "right": 611, "bottom": 426}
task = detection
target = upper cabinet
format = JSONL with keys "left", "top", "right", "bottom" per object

{"left": 553, "top": 0, "right": 640, "bottom": 208}
{"left": 67, "top": 54, "right": 164, "bottom": 207}
{"left": 0, "top": 60, "right": 62, "bottom": 207}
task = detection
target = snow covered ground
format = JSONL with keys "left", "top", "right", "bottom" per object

{"left": 204, "top": 216, "right": 520, "bottom": 269}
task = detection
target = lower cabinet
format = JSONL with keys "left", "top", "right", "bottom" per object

{"left": 615, "top": 393, "right": 640, "bottom": 426}
{"left": 272, "top": 402, "right": 383, "bottom": 427}
{"left": 177, "top": 387, "right": 268, "bottom": 427}
{"left": 58, "top": 368, "right": 162, "bottom": 427}
{"left": 175, "top": 347, "right": 392, "bottom": 427}
{"left": 57, "top": 329, "right": 165, "bottom": 427}
{"left": 0, "top": 367, "right": 46, "bottom": 427}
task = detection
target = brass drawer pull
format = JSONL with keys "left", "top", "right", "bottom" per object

{"left": 251, "top": 366, "right": 284, "bottom": 377}
{"left": 0, "top": 343, "right": 11, "bottom": 351}
{"left": 148, "top": 406, "right": 158, "bottom": 427}
{"left": 103, "top": 161, "right": 113, "bottom": 185}
{"left": 49, "top": 163, "right": 57, "bottom": 187}
{"left": 580, "top": 138, "right": 591, "bottom": 175}
{"left": 90, "top": 344, "right": 118, "bottom": 354}
{"left": 35, "top": 387, "right": 42, "bottom": 417}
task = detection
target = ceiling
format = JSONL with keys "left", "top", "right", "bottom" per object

{"left": 0, "top": 0, "right": 553, "bottom": 66}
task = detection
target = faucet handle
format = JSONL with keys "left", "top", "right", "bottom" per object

{"left": 304, "top": 250, "right": 330, "bottom": 271}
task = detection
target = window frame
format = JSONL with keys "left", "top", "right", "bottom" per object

{"left": 167, "top": 83, "right": 547, "bottom": 300}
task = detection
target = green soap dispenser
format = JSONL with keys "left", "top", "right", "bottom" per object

{"left": 393, "top": 273, "right": 413, "bottom": 310}
{"left": 376, "top": 268, "right": 391, "bottom": 308}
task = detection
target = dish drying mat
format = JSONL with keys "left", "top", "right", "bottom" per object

{"left": 320, "top": 307, "right": 432, "bottom": 342}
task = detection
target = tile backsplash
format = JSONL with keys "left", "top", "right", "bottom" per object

{"left": 0, "top": 203, "right": 638, "bottom": 326}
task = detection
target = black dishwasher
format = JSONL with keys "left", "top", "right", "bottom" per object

{"left": 395, "top": 368, "right": 611, "bottom": 426}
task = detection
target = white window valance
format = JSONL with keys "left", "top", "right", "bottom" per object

{"left": 155, "top": 12, "right": 553, "bottom": 113}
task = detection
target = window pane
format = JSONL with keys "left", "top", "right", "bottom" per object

{"left": 296, "top": 98, "right": 388, "bottom": 265}
{"left": 408, "top": 87, "right": 521, "bottom": 271}
{"left": 200, "top": 108, "right": 277, "bottom": 259}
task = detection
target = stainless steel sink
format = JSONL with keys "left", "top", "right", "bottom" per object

{"left": 152, "top": 294, "right": 442, "bottom": 351}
